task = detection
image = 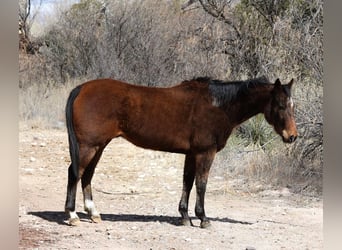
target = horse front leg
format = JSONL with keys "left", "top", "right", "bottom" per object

{"left": 194, "top": 149, "right": 216, "bottom": 228}
{"left": 178, "top": 153, "right": 196, "bottom": 226}
{"left": 195, "top": 175, "right": 210, "bottom": 228}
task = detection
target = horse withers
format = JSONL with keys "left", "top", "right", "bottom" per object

{"left": 64, "top": 76, "right": 297, "bottom": 228}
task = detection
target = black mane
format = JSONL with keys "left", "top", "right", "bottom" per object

{"left": 194, "top": 76, "right": 270, "bottom": 106}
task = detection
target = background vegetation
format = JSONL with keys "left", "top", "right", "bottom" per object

{"left": 19, "top": 0, "right": 323, "bottom": 196}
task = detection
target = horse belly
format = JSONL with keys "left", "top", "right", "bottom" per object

{"left": 126, "top": 137, "right": 190, "bottom": 153}
{"left": 119, "top": 108, "right": 191, "bottom": 153}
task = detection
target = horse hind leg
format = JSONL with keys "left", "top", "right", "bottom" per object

{"left": 81, "top": 146, "right": 105, "bottom": 223}
{"left": 65, "top": 145, "right": 99, "bottom": 225}
{"left": 65, "top": 163, "right": 80, "bottom": 226}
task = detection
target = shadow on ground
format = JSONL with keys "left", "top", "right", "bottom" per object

{"left": 28, "top": 211, "right": 254, "bottom": 226}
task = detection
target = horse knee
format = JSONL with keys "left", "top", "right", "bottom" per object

{"left": 178, "top": 200, "right": 187, "bottom": 213}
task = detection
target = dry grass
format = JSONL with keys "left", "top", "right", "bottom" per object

{"left": 19, "top": 78, "right": 322, "bottom": 197}
{"left": 19, "top": 79, "right": 82, "bottom": 129}
{"left": 212, "top": 82, "right": 323, "bottom": 197}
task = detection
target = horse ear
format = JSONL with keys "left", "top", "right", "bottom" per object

{"left": 274, "top": 78, "right": 281, "bottom": 87}
{"left": 288, "top": 78, "right": 294, "bottom": 88}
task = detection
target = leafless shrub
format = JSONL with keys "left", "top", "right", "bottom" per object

{"left": 287, "top": 81, "right": 323, "bottom": 194}
{"left": 19, "top": 79, "right": 81, "bottom": 129}
{"left": 19, "top": 0, "right": 322, "bottom": 195}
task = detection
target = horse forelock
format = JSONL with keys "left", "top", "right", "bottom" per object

{"left": 283, "top": 85, "right": 292, "bottom": 97}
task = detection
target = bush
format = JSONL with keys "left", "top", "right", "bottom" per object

{"left": 19, "top": 79, "right": 81, "bottom": 129}
{"left": 236, "top": 114, "right": 276, "bottom": 149}
{"left": 19, "top": 0, "right": 322, "bottom": 196}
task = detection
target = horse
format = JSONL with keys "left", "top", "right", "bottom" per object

{"left": 64, "top": 76, "right": 298, "bottom": 228}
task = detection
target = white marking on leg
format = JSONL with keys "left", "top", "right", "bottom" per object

{"left": 69, "top": 211, "right": 79, "bottom": 220}
{"left": 84, "top": 199, "right": 99, "bottom": 217}
{"left": 68, "top": 210, "right": 80, "bottom": 226}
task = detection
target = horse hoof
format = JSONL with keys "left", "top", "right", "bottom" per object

{"left": 91, "top": 215, "right": 102, "bottom": 223}
{"left": 180, "top": 219, "right": 193, "bottom": 226}
{"left": 200, "top": 220, "right": 211, "bottom": 229}
{"left": 69, "top": 217, "right": 80, "bottom": 226}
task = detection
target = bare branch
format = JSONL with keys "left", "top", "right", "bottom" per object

{"left": 181, "top": 0, "right": 198, "bottom": 10}
{"left": 197, "top": 0, "right": 241, "bottom": 39}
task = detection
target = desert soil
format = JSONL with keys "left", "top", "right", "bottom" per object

{"left": 19, "top": 126, "right": 323, "bottom": 250}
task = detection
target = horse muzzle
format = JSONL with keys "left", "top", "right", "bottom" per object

{"left": 282, "top": 130, "right": 298, "bottom": 143}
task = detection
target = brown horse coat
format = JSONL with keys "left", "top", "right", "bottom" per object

{"left": 64, "top": 77, "right": 297, "bottom": 227}
{"left": 73, "top": 79, "right": 231, "bottom": 153}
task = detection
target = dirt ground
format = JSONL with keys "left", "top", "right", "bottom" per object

{"left": 19, "top": 126, "right": 323, "bottom": 250}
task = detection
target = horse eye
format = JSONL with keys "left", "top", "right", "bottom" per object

{"left": 278, "top": 103, "right": 286, "bottom": 110}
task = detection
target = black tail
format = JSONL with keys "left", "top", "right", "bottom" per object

{"left": 65, "top": 85, "right": 82, "bottom": 179}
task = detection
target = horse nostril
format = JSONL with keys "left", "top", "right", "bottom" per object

{"left": 289, "top": 135, "right": 296, "bottom": 142}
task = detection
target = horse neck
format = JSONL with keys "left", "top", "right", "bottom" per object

{"left": 226, "top": 85, "right": 273, "bottom": 126}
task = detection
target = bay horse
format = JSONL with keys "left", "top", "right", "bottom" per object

{"left": 64, "top": 76, "right": 298, "bottom": 228}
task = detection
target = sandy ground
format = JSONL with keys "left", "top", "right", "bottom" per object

{"left": 19, "top": 127, "right": 323, "bottom": 249}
